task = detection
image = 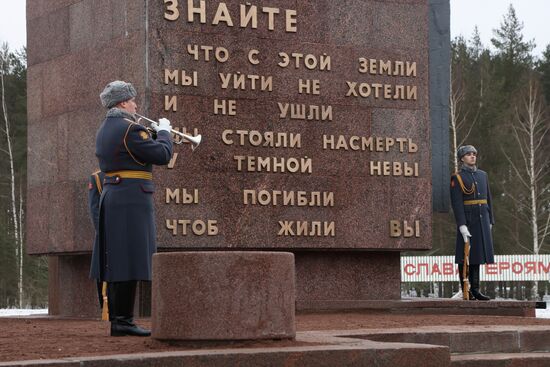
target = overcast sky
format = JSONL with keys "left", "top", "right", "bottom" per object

{"left": 1, "top": 1, "right": 549, "bottom": 57}
{"left": 450, "top": 0, "right": 549, "bottom": 57}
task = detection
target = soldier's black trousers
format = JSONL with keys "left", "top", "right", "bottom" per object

{"left": 107, "top": 281, "right": 136, "bottom": 320}
{"left": 96, "top": 281, "right": 104, "bottom": 309}
{"left": 458, "top": 264, "right": 473, "bottom": 289}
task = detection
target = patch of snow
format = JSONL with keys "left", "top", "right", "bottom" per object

{"left": 0, "top": 308, "right": 48, "bottom": 317}
{"left": 536, "top": 307, "right": 550, "bottom": 319}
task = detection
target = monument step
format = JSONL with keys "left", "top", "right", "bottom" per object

{"left": 339, "top": 326, "right": 550, "bottom": 354}
{"left": 0, "top": 343, "right": 451, "bottom": 367}
{"left": 451, "top": 352, "right": 550, "bottom": 367}
{"left": 298, "top": 299, "right": 536, "bottom": 317}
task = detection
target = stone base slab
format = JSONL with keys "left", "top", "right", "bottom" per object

{"left": 48, "top": 255, "right": 98, "bottom": 318}
{"left": 8, "top": 324, "right": 550, "bottom": 367}
{"left": 151, "top": 251, "right": 295, "bottom": 340}
{"left": 297, "top": 298, "right": 537, "bottom": 317}
{"left": 48, "top": 255, "right": 152, "bottom": 318}
{"left": 294, "top": 251, "right": 401, "bottom": 305}
{"left": 7, "top": 318, "right": 550, "bottom": 366}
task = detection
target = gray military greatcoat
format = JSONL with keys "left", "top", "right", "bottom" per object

{"left": 450, "top": 166, "right": 495, "bottom": 265}
{"left": 90, "top": 110, "right": 172, "bottom": 282}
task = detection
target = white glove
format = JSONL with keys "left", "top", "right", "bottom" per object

{"left": 151, "top": 118, "right": 171, "bottom": 133}
{"left": 459, "top": 225, "right": 471, "bottom": 244}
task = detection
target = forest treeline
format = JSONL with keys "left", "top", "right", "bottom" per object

{"left": 413, "top": 5, "right": 550, "bottom": 300}
{"left": 0, "top": 43, "right": 48, "bottom": 308}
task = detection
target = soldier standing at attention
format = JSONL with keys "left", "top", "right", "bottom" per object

{"left": 90, "top": 81, "right": 173, "bottom": 336}
{"left": 450, "top": 145, "right": 495, "bottom": 301}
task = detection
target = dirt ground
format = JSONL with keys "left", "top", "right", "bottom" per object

{"left": 2, "top": 312, "right": 550, "bottom": 362}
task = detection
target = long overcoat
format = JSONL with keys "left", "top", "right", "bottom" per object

{"left": 90, "top": 112, "right": 173, "bottom": 282}
{"left": 450, "top": 167, "right": 495, "bottom": 265}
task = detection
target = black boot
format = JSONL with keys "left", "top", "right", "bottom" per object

{"left": 469, "top": 265, "right": 490, "bottom": 301}
{"left": 111, "top": 316, "right": 151, "bottom": 337}
{"left": 458, "top": 264, "right": 474, "bottom": 300}
{"left": 108, "top": 281, "right": 151, "bottom": 337}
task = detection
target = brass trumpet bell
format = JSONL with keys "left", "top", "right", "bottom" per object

{"left": 135, "top": 113, "right": 201, "bottom": 151}
{"left": 173, "top": 130, "right": 202, "bottom": 151}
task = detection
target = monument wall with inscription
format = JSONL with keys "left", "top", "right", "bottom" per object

{"left": 27, "top": 0, "right": 435, "bottom": 316}
{"left": 151, "top": 1, "right": 430, "bottom": 251}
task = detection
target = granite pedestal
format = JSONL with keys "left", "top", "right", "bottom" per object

{"left": 152, "top": 251, "right": 296, "bottom": 340}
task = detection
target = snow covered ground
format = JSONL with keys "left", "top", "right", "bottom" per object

{"left": 537, "top": 307, "right": 550, "bottom": 319}
{"left": 1, "top": 307, "right": 550, "bottom": 318}
{"left": 0, "top": 309, "right": 48, "bottom": 317}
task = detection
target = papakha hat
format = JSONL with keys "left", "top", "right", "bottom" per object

{"left": 457, "top": 145, "right": 477, "bottom": 159}
{"left": 99, "top": 80, "right": 137, "bottom": 108}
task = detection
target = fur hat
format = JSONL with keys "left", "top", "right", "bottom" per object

{"left": 457, "top": 145, "right": 477, "bottom": 159}
{"left": 99, "top": 81, "right": 137, "bottom": 108}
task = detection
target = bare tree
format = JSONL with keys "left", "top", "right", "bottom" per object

{"left": 502, "top": 78, "right": 550, "bottom": 299}
{"left": 449, "top": 65, "right": 480, "bottom": 172}
{"left": 0, "top": 43, "right": 24, "bottom": 308}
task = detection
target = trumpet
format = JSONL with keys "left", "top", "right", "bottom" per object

{"left": 135, "top": 113, "right": 202, "bottom": 151}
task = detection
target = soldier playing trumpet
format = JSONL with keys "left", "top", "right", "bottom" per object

{"left": 90, "top": 81, "right": 174, "bottom": 336}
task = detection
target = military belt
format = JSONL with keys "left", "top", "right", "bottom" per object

{"left": 463, "top": 199, "right": 487, "bottom": 205}
{"left": 105, "top": 170, "right": 152, "bottom": 180}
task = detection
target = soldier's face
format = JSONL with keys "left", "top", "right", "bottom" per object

{"left": 119, "top": 98, "right": 137, "bottom": 114}
{"left": 461, "top": 152, "right": 477, "bottom": 166}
